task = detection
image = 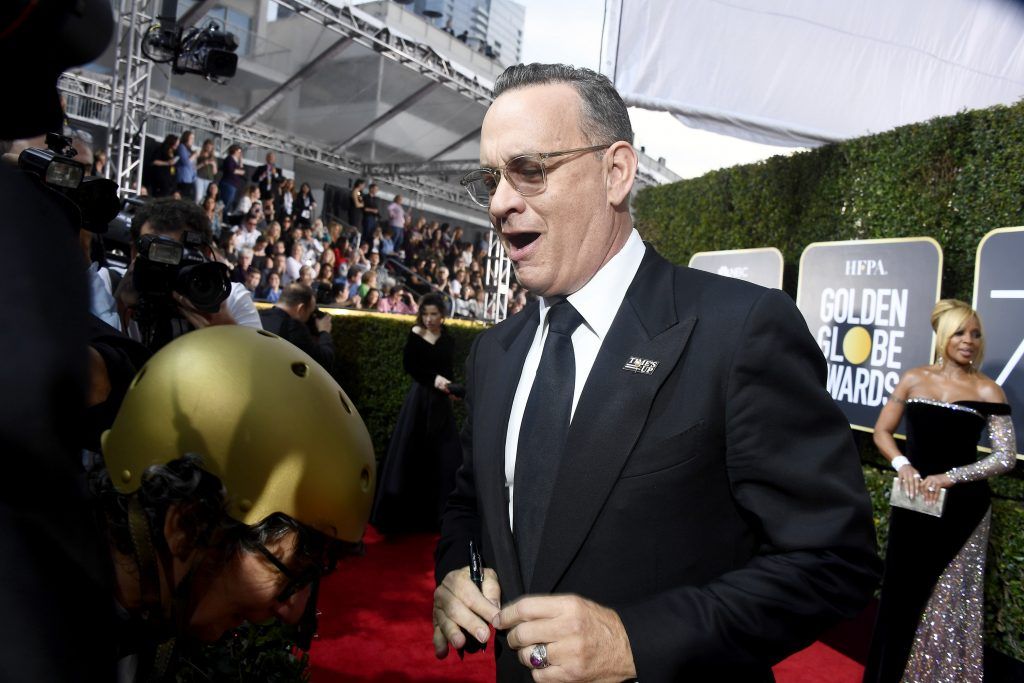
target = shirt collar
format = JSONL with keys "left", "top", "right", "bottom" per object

{"left": 538, "top": 228, "right": 646, "bottom": 340}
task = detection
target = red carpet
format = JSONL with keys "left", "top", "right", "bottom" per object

{"left": 309, "top": 529, "right": 864, "bottom": 681}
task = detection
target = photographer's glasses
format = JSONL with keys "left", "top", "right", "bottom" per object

{"left": 460, "top": 144, "right": 610, "bottom": 208}
{"left": 247, "top": 539, "right": 335, "bottom": 603}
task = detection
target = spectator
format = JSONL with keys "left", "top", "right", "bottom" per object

{"left": 243, "top": 266, "right": 261, "bottom": 294}
{"left": 148, "top": 133, "right": 178, "bottom": 197}
{"left": 387, "top": 194, "right": 406, "bottom": 248}
{"left": 298, "top": 265, "right": 315, "bottom": 288}
{"left": 378, "top": 285, "right": 417, "bottom": 315}
{"left": 231, "top": 247, "right": 255, "bottom": 283}
{"left": 235, "top": 210, "right": 261, "bottom": 251}
{"left": 286, "top": 242, "right": 304, "bottom": 283}
{"left": 276, "top": 177, "right": 295, "bottom": 218}
{"left": 362, "top": 182, "right": 380, "bottom": 244}
{"left": 194, "top": 138, "right": 218, "bottom": 201}
{"left": 218, "top": 144, "right": 246, "bottom": 211}
{"left": 294, "top": 181, "right": 316, "bottom": 228}
{"left": 91, "top": 149, "right": 107, "bottom": 177}
{"left": 359, "top": 287, "right": 381, "bottom": 311}
{"left": 258, "top": 283, "right": 334, "bottom": 371}
{"left": 175, "top": 130, "right": 198, "bottom": 199}
{"left": 201, "top": 196, "right": 222, "bottom": 238}
{"left": 237, "top": 183, "right": 259, "bottom": 215}
{"left": 349, "top": 178, "right": 365, "bottom": 229}
{"left": 252, "top": 150, "right": 282, "bottom": 199}
{"left": 380, "top": 228, "right": 395, "bottom": 256}
{"left": 256, "top": 271, "right": 282, "bottom": 303}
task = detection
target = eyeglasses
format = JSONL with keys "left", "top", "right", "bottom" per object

{"left": 460, "top": 144, "right": 610, "bottom": 207}
{"left": 247, "top": 539, "right": 334, "bottom": 603}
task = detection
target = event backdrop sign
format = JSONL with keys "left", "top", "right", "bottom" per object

{"left": 688, "top": 247, "right": 784, "bottom": 289}
{"left": 973, "top": 226, "right": 1024, "bottom": 457}
{"left": 797, "top": 238, "right": 942, "bottom": 431}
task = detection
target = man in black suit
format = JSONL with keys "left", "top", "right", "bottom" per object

{"left": 432, "top": 63, "right": 880, "bottom": 681}
{"left": 252, "top": 151, "right": 283, "bottom": 200}
{"left": 258, "top": 283, "right": 334, "bottom": 372}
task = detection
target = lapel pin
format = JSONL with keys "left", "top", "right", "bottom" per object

{"left": 623, "top": 356, "right": 659, "bottom": 375}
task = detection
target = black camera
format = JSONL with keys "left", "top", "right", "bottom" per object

{"left": 133, "top": 232, "right": 231, "bottom": 314}
{"left": 18, "top": 133, "right": 120, "bottom": 233}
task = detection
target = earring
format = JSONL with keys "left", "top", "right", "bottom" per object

{"left": 936, "top": 355, "right": 944, "bottom": 368}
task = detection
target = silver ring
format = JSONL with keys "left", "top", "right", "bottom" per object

{"left": 529, "top": 643, "right": 549, "bottom": 669}
{"left": 913, "top": 473, "right": 922, "bottom": 479}
{"left": 928, "top": 485, "right": 936, "bottom": 492}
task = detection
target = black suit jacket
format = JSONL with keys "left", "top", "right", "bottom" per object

{"left": 436, "top": 247, "right": 880, "bottom": 682}
{"left": 258, "top": 307, "right": 334, "bottom": 373}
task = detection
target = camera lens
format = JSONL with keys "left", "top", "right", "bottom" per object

{"left": 178, "top": 262, "right": 230, "bottom": 312}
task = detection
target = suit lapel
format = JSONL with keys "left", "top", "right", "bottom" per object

{"left": 529, "top": 250, "right": 697, "bottom": 593}
{"left": 475, "top": 303, "right": 539, "bottom": 598}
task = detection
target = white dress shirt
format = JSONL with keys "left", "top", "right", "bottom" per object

{"left": 503, "top": 228, "right": 646, "bottom": 528}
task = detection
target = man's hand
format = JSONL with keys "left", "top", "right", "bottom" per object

{"left": 174, "top": 292, "right": 237, "bottom": 329}
{"left": 432, "top": 566, "right": 501, "bottom": 659}
{"left": 496, "top": 595, "right": 636, "bottom": 682}
{"left": 315, "top": 314, "right": 333, "bottom": 333}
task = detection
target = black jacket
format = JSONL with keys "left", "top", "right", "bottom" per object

{"left": 258, "top": 307, "right": 334, "bottom": 372}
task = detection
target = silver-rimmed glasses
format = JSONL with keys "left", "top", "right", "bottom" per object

{"left": 460, "top": 144, "right": 610, "bottom": 207}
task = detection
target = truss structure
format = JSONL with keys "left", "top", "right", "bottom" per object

{"left": 483, "top": 228, "right": 512, "bottom": 323}
{"left": 274, "top": 0, "right": 493, "bottom": 105}
{"left": 106, "top": 0, "right": 154, "bottom": 193}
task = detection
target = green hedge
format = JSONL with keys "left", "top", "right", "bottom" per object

{"left": 634, "top": 101, "right": 1024, "bottom": 662}
{"left": 328, "top": 310, "right": 483, "bottom": 458}
{"left": 634, "top": 101, "right": 1024, "bottom": 300}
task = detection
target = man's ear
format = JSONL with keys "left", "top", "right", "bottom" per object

{"left": 163, "top": 503, "right": 192, "bottom": 559}
{"left": 605, "top": 141, "right": 638, "bottom": 208}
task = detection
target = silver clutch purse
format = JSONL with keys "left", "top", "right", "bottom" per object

{"left": 889, "top": 477, "right": 946, "bottom": 517}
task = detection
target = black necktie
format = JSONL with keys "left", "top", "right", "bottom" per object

{"left": 514, "top": 299, "right": 585, "bottom": 586}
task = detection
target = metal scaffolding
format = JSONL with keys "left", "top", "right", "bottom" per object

{"left": 483, "top": 228, "right": 512, "bottom": 323}
{"left": 107, "top": 0, "right": 154, "bottom": 193}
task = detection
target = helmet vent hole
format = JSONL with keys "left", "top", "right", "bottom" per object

{"left": 257, "top": 329, "right": 276, "bottom": 338}
{"left": 338, "top": 391, "right": 352, "bottom": 414}
{"left": 291, "top": 362, "right": 309, "bottom": 378}
{"left": 360, "top": 467, "right": 371, "bottom": 492}
{"left": 130, "top": 367, "right": 147, "bottom": 389}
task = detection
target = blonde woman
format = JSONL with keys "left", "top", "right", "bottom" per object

{"left": 864, "top": 299, "right": 1016, "bottom": 683}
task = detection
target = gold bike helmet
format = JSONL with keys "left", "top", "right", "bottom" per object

{"left": 102, "top": 325, "right": 375, "bottom": 543}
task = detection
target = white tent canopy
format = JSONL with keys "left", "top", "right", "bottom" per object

{"left": 602, "top": 0, "right": 1024, "bottom": 147}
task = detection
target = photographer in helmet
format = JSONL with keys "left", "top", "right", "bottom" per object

{"left": 115, "top": 198, "right": 262, "bottom": 350}
{"left": 96, "top": 325, "right": 375, "bottom": 679}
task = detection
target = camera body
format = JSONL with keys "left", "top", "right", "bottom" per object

{"left": 133, "top": 231, "right": 231, "bottom": 314}
{"left": 17, "top": 133, "right": 120, "bottom": 233}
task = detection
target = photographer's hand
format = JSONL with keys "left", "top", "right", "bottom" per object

{"left": 315, "top": 314, "right": 333, "bottom": 334}
{"left": 174, "top": 292, "right": 238, "bottom": 328}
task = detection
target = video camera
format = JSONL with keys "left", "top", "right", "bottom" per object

{"left": 143, "top": 19, "right": 239, "bottom": 81}
{"left": 17, "top": 132, "right": 120, "bottom": 233}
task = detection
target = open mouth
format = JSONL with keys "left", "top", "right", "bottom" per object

{"left": 505, "top": 231, "right": 540, "bottom": 251}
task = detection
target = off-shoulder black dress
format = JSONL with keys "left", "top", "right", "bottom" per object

{"left": 370, "top": 330, "right": 462, "bottom": 533}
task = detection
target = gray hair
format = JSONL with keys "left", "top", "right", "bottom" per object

{"left": 492, "top": 63, "right": 634, "bottom": 145}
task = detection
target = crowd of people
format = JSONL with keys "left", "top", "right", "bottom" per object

{"left": 135, "top": 133, "right": 531, "bottom": 320}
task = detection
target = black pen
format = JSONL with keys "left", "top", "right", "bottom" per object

{"left": 457, "top": 539, "right": 486, "bottom": 655}
{"left": 469, "top": 539, "right": 483, "bottom": 591}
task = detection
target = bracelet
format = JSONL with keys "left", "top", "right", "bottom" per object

{"left": 891, "top": 455, "right": 911, "bottom": 471}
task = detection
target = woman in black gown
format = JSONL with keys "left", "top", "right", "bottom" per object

{"left": 864, "top": 299, "right": 1017, "bottom": 683}
{"left": 371, "top": 293, "right": 462, "bottom": 533}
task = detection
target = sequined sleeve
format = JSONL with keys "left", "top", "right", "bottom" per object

{"left": 947, "top": 415, "right": 1018, "bottom": 483}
